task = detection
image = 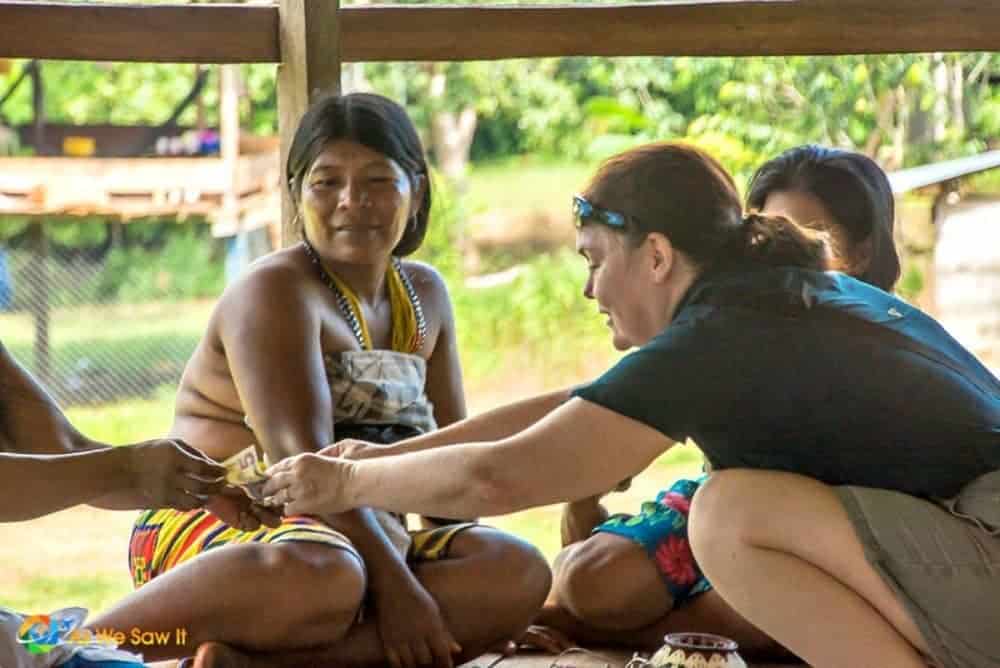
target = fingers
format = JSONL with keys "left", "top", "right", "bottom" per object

{"left": 317, "top": 442, "right": 346, "bottom": 457}
{"left": 386, "top": 647, "right": 403, "bottom": 668}
{"left": 397, "top": 644, "right": 417, "bottom": 668}
{"left": 428, "top": 632, "right": 459, "bottom": 668}
{"left": 178, "top": 474, "right": 226, "bottom": 497}
{"left": 250, "top": 504, "right": 283, "bottom": 528}
{"left": 262, "top": 470, "right": 308, "bottom": 514}
{"left": 162, "top": 487, "right": 205, "bottom": 512}
{"left": 282, "top": 499, "right": 303, "bottom": 516}
{"left": 172, "top": 440, "right": 227, "bottom": 478}
{"left": 260, "top": 470, "right": 291, "bottom": 499}
{"left": 412, "top": 640, "right": 433, "bottom": 668}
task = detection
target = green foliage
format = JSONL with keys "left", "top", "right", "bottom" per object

{"left": 0, "top": 217, "right": 30, "bottom": 241}
{"left": 451, "top": 249, "right": 613, "bottom": 383}
{"left": 897, "top": 265, "right": 925, "bottom": 302}
{"left": 96, "top": 226, "right": 225, "bottom": 303}
{"left": 412, "top": 171, "right": 463, "bottom": 277}
{"left": 4, "top": 52, "right": 998, "bottom": 170}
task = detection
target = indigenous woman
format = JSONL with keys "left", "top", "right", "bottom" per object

{"left": 265, "top": 142, "right": 1000, "bottom": 668}
{"left": 90, "top": 93, "right": 551, "bottom": 668}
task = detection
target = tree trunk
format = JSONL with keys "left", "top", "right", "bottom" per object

{"left": 426, "top": 64, "right": 477, "bottom": 183}
{"left": 933, "top": 53, "right": 949, "bottom": 142}
{"left": 430, "top": 107, "right": 477, "bottom": 182}
{"left": 950, "top": 58, "right": 966, "bottom": 137}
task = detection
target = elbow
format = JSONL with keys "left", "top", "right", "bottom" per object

{"left": 467, "top": 446, "right": 523, "bottom": 516}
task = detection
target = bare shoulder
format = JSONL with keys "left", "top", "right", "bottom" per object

{"left": 209, "top": 247, "right": 319, "bottom": 339}
{"left": 399, "top": 259, "right": 454, "bottom": 314}
{"left": 216, "top": 247, "right": 314, "bottom": 314}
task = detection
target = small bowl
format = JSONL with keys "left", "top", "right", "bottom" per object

{"left": 649, "top": 632, "right": 746, "bottom": 668}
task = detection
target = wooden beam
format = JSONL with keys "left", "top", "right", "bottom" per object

{"left": 340, "top": 1, "right": 1000, "bottom": 61}
{"left": 1, "top": 1, "right": 999, "bottom": 64}
{"left": 277, "top": 0, "right": 341, "bottom": 245}
{"left": 0, "top": 2, "right": 277, "bottom": 64}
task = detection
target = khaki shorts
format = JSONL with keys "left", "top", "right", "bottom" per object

{"left": 835, "top": 476, "right": 1000, "bottom": 668}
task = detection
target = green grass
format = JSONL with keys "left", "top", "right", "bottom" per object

{"left": 466, "top": 159, "right": 591, "bottom": 218}
{"left": 2, "top": 575, "right": 132, "bottom": 614}
{"left": 65, "top": 389, "right": 178, "bottom": 444}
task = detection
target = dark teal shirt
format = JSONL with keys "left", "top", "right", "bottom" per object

{"left": 573, "top": 266, "right": 1000, "bottom": 498}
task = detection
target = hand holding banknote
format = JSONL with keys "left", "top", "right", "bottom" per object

{"left": 261, "top": 451, "right": 353, "bottom": 516}
{"left": 203, "top": 445, "right": 282, "bottom": 530}
{"left": 221, "top": 444, "right": 276, "bottom": 504}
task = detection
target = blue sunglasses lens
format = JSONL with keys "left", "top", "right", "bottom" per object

{"left": 573, "top": 196, "right": 626, "bottom": 228}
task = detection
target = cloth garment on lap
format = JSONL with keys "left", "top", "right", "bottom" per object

{"left": 129, "top": 507, "right": 477, "bottom": 588}
{"left": 593, "top": 476, "right": 712, "bottom": 606}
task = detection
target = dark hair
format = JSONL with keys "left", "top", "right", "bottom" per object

{"left": 746, "top": 144, "right": 900, "bottom": 290}
{"left": 286, "top": 93, "right": 431, "bottom": 257}
{"left": 583, "top": 142, "right": 830, "bottom": 273}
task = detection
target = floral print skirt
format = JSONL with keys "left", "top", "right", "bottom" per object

{"left": 594, "top": 475, "right": 711, "bottom": 607}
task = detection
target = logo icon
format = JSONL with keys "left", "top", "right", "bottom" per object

{"left": 16, "top": 608, "right": 89, "bottom": 654}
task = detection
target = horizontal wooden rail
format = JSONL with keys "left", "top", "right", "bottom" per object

{"left": 0, "top": 1, "right": 998, "bottom": 64}
{"left": 0, "top": 2, "right": 278, "bottom": 63}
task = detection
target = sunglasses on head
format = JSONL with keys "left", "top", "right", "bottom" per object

{"left": 573, "top": 194, "right": 629, "bottom": 229}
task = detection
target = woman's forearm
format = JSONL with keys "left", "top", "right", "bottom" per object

{"left": 268, "top": 398, "right": 673, "bottom": 521}
{"left": 347, "top": 442, "right": 517, "bottom": 518}
{"left": 376, "top": 388, "right": 572, "bottom": 457}
{"left": 0, "top": 448, "right": 131, "bottom": 521}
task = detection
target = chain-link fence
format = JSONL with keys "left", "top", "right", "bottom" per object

{"left": 0, "top": 225, "right": 270, "bottom": 407}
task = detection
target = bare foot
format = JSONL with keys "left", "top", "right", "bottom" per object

{"left": 533, "top": 604, "right": 590, "bottom": 644}
{"left": 517, "top": 625, "right": 575, "bottom": 654}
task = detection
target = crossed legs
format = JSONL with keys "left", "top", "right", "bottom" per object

{"left": 543, "top": 492, "right": 781, "bottom": 659}
{"left": 93, "top": 526, "right": 550, "bottom": 666}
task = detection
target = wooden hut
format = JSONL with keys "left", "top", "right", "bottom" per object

{"left": 889, "top": 152, "right": 1000, "bottom": 370}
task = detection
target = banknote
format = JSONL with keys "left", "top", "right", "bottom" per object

{"left": 220, "top": 444, "right": 277, "bottom": 506}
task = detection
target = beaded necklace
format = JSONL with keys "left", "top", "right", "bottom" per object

{"left": 302, "top": 240, "right": 426, "bottom": 353}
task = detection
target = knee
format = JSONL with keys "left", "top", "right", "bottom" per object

{"left": 554, "top": 538, "right": 664, "bottom": 627}
{"left": 242, "top": 543, "right": 366, "bottom": 637}
{"left": 472, "top": 529, "right": 552, "bottom": 616}
{"left": 689, "top": 470, "right": 761, "bottom": 569}
{"left": 496, "top": 532, "right": 553, "bottom": 611}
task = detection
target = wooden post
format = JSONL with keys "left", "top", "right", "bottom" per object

{"left": 277, "top": 0, "right": 341, "bottom": 246}
{"left": 220, "top": 63, "right": 241, "bottom": 236}
{"left": 30, "top": 222, "right": 51, "bottom": 386}
{"left": 29, "top": 59, "right": 51, "bottom": 385}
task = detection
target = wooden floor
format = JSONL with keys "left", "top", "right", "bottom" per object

{"left": 460, "top": 649, "right": 806, "bottom": 668}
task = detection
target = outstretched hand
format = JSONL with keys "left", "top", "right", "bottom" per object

{"left": 123, "top": 438, "right": 227, "bottom": 510}
{"left": 262, "top": 452, "right": 356, "bottom": 516}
